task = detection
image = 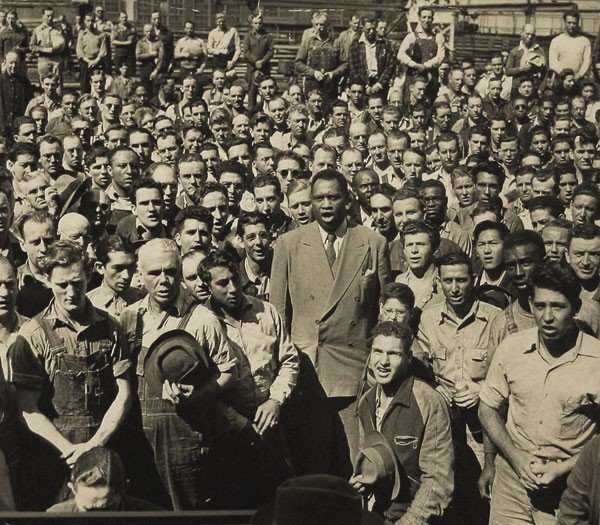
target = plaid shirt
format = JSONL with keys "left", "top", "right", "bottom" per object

{"left": 347, "top": 37, "right": 395, "bottom": 88}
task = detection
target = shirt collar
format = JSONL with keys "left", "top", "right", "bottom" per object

{"left": 376, "top": 373, "right": 414, "bottom": 408}
{"left": 43, "top": 298, "right": 104, "bottom": 328}
{"left": 147, "top": 289, "right": 192, "bottom": 317}
{"left": 318, "top": 220, "right": 347, "bottom": 245}
{"left": 440, "top": 299, "right": 487, "bottom": 325}
{"left": 359, "top": 33, "right": 376, "bottom": 46}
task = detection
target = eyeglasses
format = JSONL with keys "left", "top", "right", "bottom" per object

{"left": 279, "top": 169, "right": 301, "bottom": 178}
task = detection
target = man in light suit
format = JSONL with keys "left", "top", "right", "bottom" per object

{"left": 271, "top": 169, "right": 390, "bottom": 477}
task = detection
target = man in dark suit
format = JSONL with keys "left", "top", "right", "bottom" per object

{"left": 271, "top": 169, "right": 390, "bottom": 476}
{"left": 0, "top": 51, "right": 32, "bottom": 138}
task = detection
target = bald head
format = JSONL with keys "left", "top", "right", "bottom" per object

{"left": 522, "top": 24, "right": 535, "bottom": 45}
{"left": 58, "top": 213, "right": 90, "bottom": 247}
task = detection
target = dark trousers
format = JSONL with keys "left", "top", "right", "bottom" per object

{"left": 114, "top": 49, "right": 135, "bottom": 74}
{"left": 213, "top": 423, "right": 294, "bottom": 509}
{"left": 281, "top": 353, "right": 354, "bottom": 479}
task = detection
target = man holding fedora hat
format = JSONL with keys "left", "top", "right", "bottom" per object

{"left": 352, "top": 321, "right": 454, "bottom": 524}
{"left": 120, "top": 238, "right": 238, "bottom": 510}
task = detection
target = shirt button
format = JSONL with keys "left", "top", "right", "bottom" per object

{"left": 354, "top": 297, "right": 360, "bottom": 302}
{"left": 309, "top": 295, "right": 315, "bottom": 300}
{"left": 318, "top": 341, "right": 323, "bottom": 347}
{"left": 539, "top": 420, "right": 543, "bottom": 425}
{"left": 315, "top": 319, "right": 320, "bottom": 325}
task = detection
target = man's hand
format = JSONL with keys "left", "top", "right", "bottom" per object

{"left": 255, "top": 59, "right": 263, "bottom": 69}
{"left": 522, "top": 62, "right": 532, "bottom": 72}
{"left": 254, "top": 399, "right": 280, "bottom": 435}
{"left": 45, "top": 186, "right": 59, "bottom": 216}
{"left": 226, "top": 61, "right": 234, "bottom": 71}
{"left": 149, "top": 70, "right": 158, "bottom": 81}
{"left": 530, "top": 460, "right": 565, "bottom": 487}
{"left": 477, "top": 459, "right": 495, "bottom": 499}
{"left": 313, "top": 70, "right": 325, "bottom": 82}
{"left": 349, "top": 474, "right": 367, "bottom": 495}
{"left": 371, "top": 82, "right": 383, "bottom": 93}
{"left": 454, "top": 381, "right": 481, "bottom": 409}
{"left": 161, "top": 380, "right": 195, "bottom": 404}
{"left": 508, "top": 449, "right": 541, "bottom": 491}
{"left": 63, "top": 441, "right": 97, "bottom": 466}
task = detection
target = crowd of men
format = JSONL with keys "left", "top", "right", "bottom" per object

{"left": 0, "top": 2, "right": 599, "bottom": 523}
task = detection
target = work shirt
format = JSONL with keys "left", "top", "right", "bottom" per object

{"left": 207, "top": 26, "right": 241, "bottom": 63}
{"left": 9, "top": 299, "right": 131, "bottom": 391}
{"left": 480, "top": 328, "right": 600, "bottom": 460}
{"left": 126, "top": 291, "right": 234, "bottom": 378}
{"left": 417, "top": 299, "right": 506, "bottom": 402}
{"left": 76, "top": 29, "right": 107, "bottom": 61}
{"left": 175, "top": 36, "right": 206, "bottom": 70}
{"left": 87, "top": 282, "right": 145, "bottom": 318}
{"left": 208, "top": 294, "right": 299, "bottom": 418}
{"left": 30, "top": 23, "right": 65, "bottom": 59}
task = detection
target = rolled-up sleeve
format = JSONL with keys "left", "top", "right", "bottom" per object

{"left": 111, "top": 322, "right": 131, "bottom": 379}
{"left": 8, "top": 335, "right": 46, "bottom": 390}
{"left": 197, "top": 312, "right": 235, "bottom": 370}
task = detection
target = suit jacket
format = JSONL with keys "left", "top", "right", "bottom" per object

{"left": 0, "top": 73, "right": 32, "bottom": 136}
{"left": 271, "top": 222, "right": 390, "bottom": 397}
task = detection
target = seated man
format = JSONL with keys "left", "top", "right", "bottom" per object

{"left": 47, "top": 447, "right": 161, "bottom": 512}
{"left": 351, "top": 321, "right": 454, "bottom": 524}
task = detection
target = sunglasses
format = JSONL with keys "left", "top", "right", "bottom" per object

{"left": 279, "top": 169, "right": 302, "bottom": 178}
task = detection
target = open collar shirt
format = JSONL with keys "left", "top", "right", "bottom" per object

{"left": 481, "top": 328, "right": 600, "bottom": 460}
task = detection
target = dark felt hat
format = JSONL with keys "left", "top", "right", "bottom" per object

{"left": 144, "top": 329, "right": 210, "bottom": 395}
{"left": 251, "top": 474, "right": 384, "bottom": 525}
{"left": 354, "top": 430, "right": 401, "bottom": 500}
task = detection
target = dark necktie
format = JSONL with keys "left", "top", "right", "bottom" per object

{"left": 326, "top": 233, "right": 336, "bottom": 268}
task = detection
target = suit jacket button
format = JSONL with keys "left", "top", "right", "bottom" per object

{"left": 318, "top": 341, "right": 323, "bottom": 347}
{"left": 350, "top": 321, "right": 356, "bottom": 326}
{"left": 354, "top": 296, "right": 360, "bottom": 302}
{"left": 315, "top": 319, "right": 320, "bottom": 325}
{"left": 310, "top": 295, "right": 315, "bottom": 300}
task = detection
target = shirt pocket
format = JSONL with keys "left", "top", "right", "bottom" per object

{"left": 470, "top": 348, "right": 489, "bottom": 382}
{"left": 559, "top": 395, "right": 597, "bottom": 441}
{"left": 431, "top": 346, "right": 447, "bottom": 376}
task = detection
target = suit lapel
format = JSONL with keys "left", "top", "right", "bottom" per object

{"left": 301, "top": 222, "right": 334, "bottom": 291}
{"left": 322, "top": 225, "right": 368, "bottom": 317}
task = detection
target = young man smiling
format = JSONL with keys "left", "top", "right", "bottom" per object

{"left": 351, "top": 321, "right": 454, "bottom": 524}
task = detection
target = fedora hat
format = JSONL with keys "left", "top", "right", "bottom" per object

{"left": 354, "top": 430, "right": 401, "bottom": 500}
{"left": 57, "top": 176, "right": 93, "bottom": 217}
{"left": 251, "top": 474, "right": 383, "bottom": 525}
{"left": 144, "top": 329, "right": 211, "bottom": 395}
